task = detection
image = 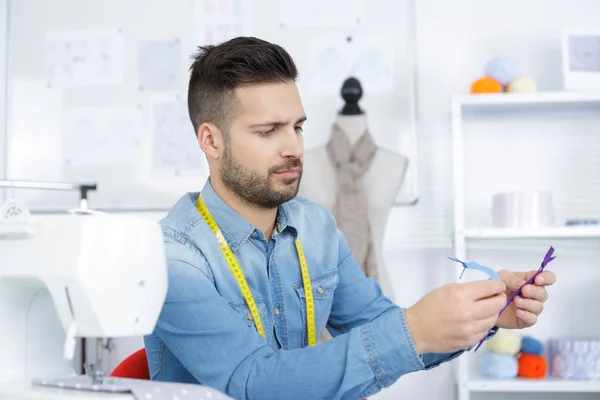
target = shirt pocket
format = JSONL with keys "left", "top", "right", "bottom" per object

{"left": 293, "top": 270, "right": 339, "bottom": 346}
{"left": 229, "top": 298, "right": 269, "bottom": 329}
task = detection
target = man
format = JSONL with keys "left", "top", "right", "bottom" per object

{"left": 144, "top": 37, "right": 555, "bottom": 400}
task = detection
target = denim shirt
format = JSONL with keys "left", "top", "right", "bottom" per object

{"left": 144, "top": 179, "right": 478, "bottom": 400}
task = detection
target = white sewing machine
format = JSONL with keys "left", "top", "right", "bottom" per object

{"left": 0, "top": 199, "right": 231, "bottom": 400}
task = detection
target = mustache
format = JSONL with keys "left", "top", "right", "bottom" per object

{"left": 270, "top": 158, "right": 303, "bottom": 174}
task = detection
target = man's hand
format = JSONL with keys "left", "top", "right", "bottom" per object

{"left": 495, "top": 269, "right": 556, "bottom": 329}
{"left": 405, "top": 280, "right": 507, "bottom": 355}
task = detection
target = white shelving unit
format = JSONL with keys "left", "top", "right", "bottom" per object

{"left": 463, "top": 226, "right": 600, "bottom": 239}
{"left": 451, "top": 91, "right": 600, "bottom": 400}
{"left": 468, "top": 378, "right": 600, "bottom": 393}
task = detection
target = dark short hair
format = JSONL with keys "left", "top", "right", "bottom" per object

{"left": 187, "top": 37, "right": 298, "bottom": 137}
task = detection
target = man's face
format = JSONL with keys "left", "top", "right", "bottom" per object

{"left": 220, "top": 81, "right": 306, "bottom": 209}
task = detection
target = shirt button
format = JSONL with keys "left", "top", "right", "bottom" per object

{"left": 246, "top": 311, "right": 252, "bottom": 320}
{"left": 251, "top": 231, "right": 258, "bottom": 237}
{"left": 317, "top": 286, "right": 324, "bottom": 295}
{"left": 274, "top": 307, "right": 280, "bottom": 316}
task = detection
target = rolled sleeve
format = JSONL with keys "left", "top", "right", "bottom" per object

{"left": 359, "top": 307, "right": 497, "bottom": 381}
{"left": 421, "top": 326, "right": 499, "bottom": 369}
{"left": 359, "top": 308, "right": 425, "bottom": 389}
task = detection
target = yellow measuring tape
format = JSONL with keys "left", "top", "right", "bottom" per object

{"left": 196, "top": 195, "right": 316, "bottom": 346}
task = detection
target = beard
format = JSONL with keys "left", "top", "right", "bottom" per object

{"left": 220, "top": 146, "right": 303, "bottom": 209}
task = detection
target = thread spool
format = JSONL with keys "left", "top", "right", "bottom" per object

{"left": 485, "top": 328, "right": 522, "bottom": 356}
{"left": 482, "top": 351, "right": 518, "bottom": 379}
{"left": 521, "top": 336, "right": 544, "bottom": 356}
{"left": 492, "top": 191, "right": 554, "bottom": 228}
{"left": 518, "top": 354, "right": 547, "bottom": 379}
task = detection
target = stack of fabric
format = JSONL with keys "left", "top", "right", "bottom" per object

{"left": 481, "top": 329, "right": 546, "bottom": 379}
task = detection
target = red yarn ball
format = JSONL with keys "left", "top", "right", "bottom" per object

{"left": 518, "top": 354, "right": 547, "bottom": 379}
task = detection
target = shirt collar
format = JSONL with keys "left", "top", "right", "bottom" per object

{"left": 198, "top": 179, "right": 297, "bottom": 252}
{"left": 276, "top": 200, "right": 297, "bottom": 237}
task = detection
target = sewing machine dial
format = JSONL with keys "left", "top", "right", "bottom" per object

{"left": 0, "top": 200, "right": 30, "bottom": 221}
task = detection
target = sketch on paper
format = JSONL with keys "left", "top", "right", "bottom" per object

{"left": 44, "top": 27, "right": 124, "bottom": 87}
{"left": 62, "top": 106, "right": 142, "bottom": 167}
{"left": 192, "top": 0, "right": 253, "bottom": 47}
{"left": 307, "top": 35, "right": 395, "bottom": 95}
{"left": 150, "top": 97, "right": 206, "bottom": 177}
{"left": 138, "top": 38, "right": 183, "bottom": 91}
{"left": 568, "top": 35, "right": 600, "bottom": 72}
{"left": 279, "top": 0, "right": 363, "bottom": 27}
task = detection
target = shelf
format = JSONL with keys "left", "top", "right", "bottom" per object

{"left": 461, "top": 226, "right": 600, "bottom": 239}
{"left": 453, "top": 91, "right": 600, "bottom": 109}
{"left": 468, "top": 378, "right": 600, "bottom": 393}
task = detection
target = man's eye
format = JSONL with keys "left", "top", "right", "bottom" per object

{"left": 258, "top": 128, "right": 275, "bottom": 137}
{"left": 295, "top": 126, "right": 304, "bottom": 133}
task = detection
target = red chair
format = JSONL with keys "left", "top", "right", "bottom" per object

{"left": 110, "top": 348, "right": 150, "bottom": 380}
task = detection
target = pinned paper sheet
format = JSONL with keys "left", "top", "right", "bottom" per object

{"left": 62, "top": 106, "right": 142, "bottom": 167}
{"left": 150, "top": 96, "right": 207, "bottom": 177}
{"left": 568, "top": 35, "right": 600, "bottom": 71}
{"left": 8, "top": 79, "right": 63, "bottom": 183}
{"left": 44, "top": 27, "right": 124, "bottom": 87}
{"left": 192, "top": 0, "right": 253, "bottom": 47}
{"left": 307, "top": 34, "right": 395, "bottom": 94}
{"left": 279, "top": 0, "right": 363, "bottom": 27}
{"left": 138, "top": 39, "right": 182, "bottom": 91}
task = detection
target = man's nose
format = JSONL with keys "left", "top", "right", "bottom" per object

{"left": 280, "top": 126, "right": 303, "bottom": 159}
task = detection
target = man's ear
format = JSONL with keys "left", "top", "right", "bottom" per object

{"left": 198, "top": 122, "right": 222, "bottom": 160}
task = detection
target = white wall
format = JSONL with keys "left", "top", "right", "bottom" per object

{"left": 4, "top": 1, "right": 600, "bottom": 399}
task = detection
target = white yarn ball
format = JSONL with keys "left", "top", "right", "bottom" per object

{"left": 507, "top": 76, "right": 538, "bottom": 93}
{"left": 486, "top": 328, "right": 522, "bottom": 356}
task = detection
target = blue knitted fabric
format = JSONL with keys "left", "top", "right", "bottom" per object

{"left": 481, "top": 351, "right": 518, "bottom": 379}
{"left": 521, "top": 336, "right": 544, "bottom": 355}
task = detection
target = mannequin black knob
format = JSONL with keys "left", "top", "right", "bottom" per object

{"left": 340, "top": 77, "right": 363, "bottom": 115}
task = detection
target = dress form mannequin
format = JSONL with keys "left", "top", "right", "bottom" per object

{"left": 300, "top": 77, "right": 409, "bottom": 302}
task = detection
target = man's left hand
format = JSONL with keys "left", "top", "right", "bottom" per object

{"left": 495, "top": 269, "right": 556, "bottom": 329}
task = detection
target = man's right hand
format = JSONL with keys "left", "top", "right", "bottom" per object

{"left": 404, "top": 280, "right": 507, "bottom": 354}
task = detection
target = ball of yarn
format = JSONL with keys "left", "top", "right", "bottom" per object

{"left": 507, "top": 76, "right": 538, "bottom": 93}
{"left": 470, "top": 77, "right": 502, "bottom": 94}
{"left": 485, "top": 56, "right": 517, "bottom": 86}
{"left": 521, "top": 336, "right": 544, "bottom": 355}
{"left": 518, "top": 354, "right": 547, "bottom": 379}
{"left": 482, "top": 351, "right": 518, "bottom": 379}
{"left": 485, "top": 328, "right": 522, "bottom": 356}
